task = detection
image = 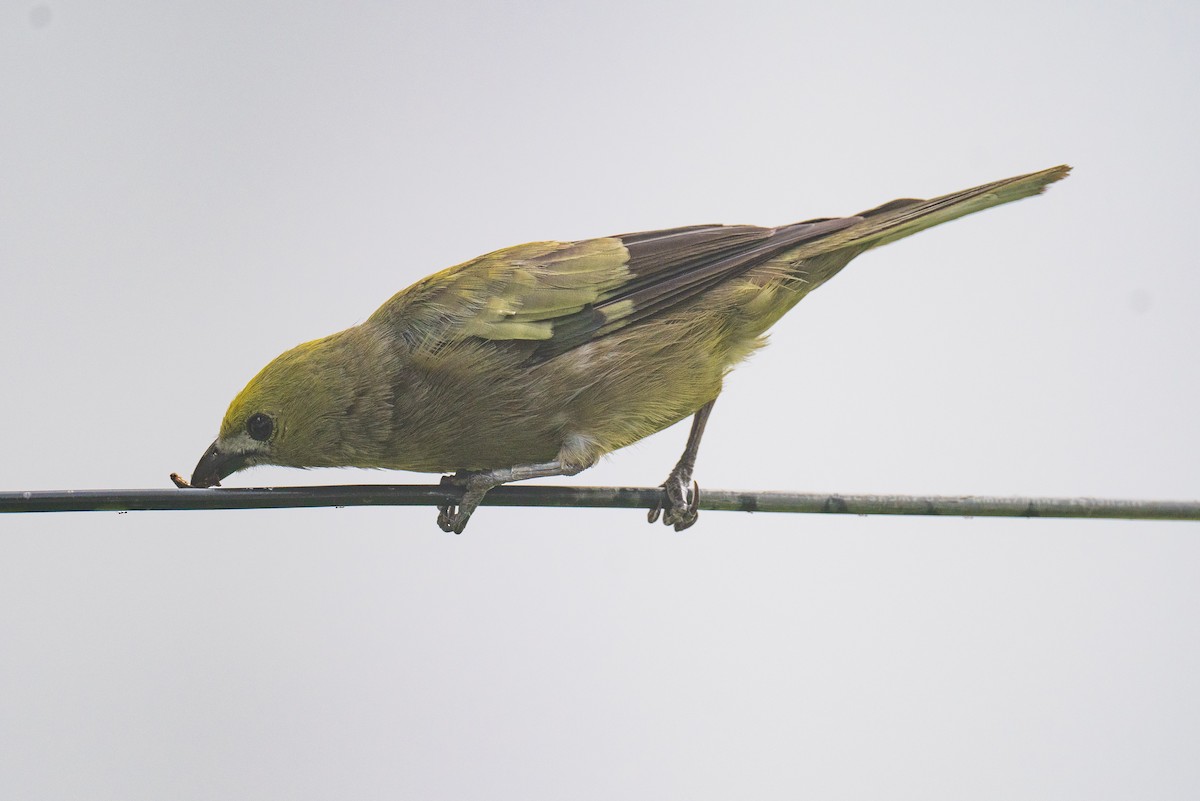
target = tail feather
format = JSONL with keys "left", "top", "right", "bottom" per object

{"left": 788, "top": 165, "right": 1071, "bottom": 257}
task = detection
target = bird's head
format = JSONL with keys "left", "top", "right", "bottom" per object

{"left": 188, "top": 328, "right": 394, "bottom": 487}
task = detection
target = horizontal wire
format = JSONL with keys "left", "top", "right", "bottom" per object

{"left": 1, "top": 485, "right": 1198, "bottom": 521}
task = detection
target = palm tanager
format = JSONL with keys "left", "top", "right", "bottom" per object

{"left": 180, "top": 165, "right": 1070, "bottom": 532}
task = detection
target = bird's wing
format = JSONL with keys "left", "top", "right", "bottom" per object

{"left": 371, "top": 217, "right": 860, "bottom": 359}
{"left": 370, "top": 164, "right": 1071, "bottom": 360}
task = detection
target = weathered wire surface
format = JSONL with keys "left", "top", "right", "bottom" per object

{"left": 1, "top": 485, "right": 1198, "bottom": 521}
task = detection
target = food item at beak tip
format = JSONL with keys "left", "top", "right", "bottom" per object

{"left": 170, "top": 472, "right": 221, "bottom": 489}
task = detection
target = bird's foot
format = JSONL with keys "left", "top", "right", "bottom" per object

{"left": 436, "top": 471, "right": 491, "bottom": 534}
{"left": 647, "top": 473, "right": 700, "bottom": 531}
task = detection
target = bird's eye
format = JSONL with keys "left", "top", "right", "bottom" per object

{"left": 246, "top": 412, "right": 274, "bottom": 441}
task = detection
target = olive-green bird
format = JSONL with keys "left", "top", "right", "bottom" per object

{"left": 185, "top": 165, "right": 1070, "bottom": 532}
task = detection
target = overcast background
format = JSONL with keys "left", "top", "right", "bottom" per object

{"left": 3, "top": 1, "right": 1199, "bottom": 798}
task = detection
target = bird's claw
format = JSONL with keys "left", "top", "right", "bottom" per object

{"left": 648, "top": 477, "right": 700, "bottom": 531}
{"left": 436, "top": 506, "right": 471, "bottom": 534}
{"left": 436, "top": 473, "right": 468, "bottom": 533}
{"left": 436, "top": 472, "right": 484, "bottom": 534}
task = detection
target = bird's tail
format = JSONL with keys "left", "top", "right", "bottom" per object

{"left": 791, "top": 165, "right": 1071, "bottom": 257}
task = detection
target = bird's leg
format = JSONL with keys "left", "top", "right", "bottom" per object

{"left": 648, "top": 399, "right": 716, "bottom": 531}
{"left": 436, "top": 458, "right": 590, "bottom": 534}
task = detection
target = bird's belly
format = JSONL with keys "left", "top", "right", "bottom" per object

{"left": 385, "top": 331, "right": 732, "bottom": 473}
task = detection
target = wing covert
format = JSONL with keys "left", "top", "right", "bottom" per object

{"left": 371, "top": 217, "right": 860, "bottom": 358}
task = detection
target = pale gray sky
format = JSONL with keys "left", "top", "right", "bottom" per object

{"left": 2, "top": 1, "right": 1199, "bottom": 798}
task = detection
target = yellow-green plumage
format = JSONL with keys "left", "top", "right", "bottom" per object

{"left": 190, "top": 165, "right": 1070, "bottom": 531}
